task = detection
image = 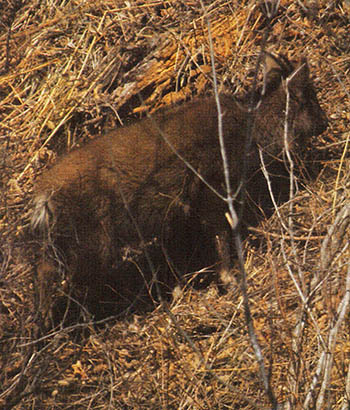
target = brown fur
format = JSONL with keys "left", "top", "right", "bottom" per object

{"left": 31, "top": 53, "right": 328, "bottom": 321}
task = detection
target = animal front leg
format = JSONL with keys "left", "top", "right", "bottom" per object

{"left": 215, "top": 231, "right": 234, "bottom": 286}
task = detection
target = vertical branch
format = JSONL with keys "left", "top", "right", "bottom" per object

{"left": 200, "top": 1, "right": 278, "bottom": 407}
{"left": 342, "top": 349, "right": 350, "bottom": 410}
{"left": 198, "top": 1, "right": 238, "bottom": 230}
{"left": 316, "top": 260, "right": 350, "bottom": 409}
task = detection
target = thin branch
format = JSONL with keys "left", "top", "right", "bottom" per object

{"left": 200, "top": 0, "right": 278, "bottom": 408}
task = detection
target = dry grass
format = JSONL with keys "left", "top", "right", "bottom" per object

{"left": 1, "top": 0, "right": 350, "bottom": 408}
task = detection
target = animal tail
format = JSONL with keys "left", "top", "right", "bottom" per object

{"left": 31, "top": 191, "right": 54, "bottom": 231}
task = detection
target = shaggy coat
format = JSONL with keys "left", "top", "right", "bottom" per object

{"left": 31, "top": 53, "right": 328, "bottom": 320}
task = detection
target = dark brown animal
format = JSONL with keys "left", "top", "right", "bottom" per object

{"left": 31, "top": 53, "right": 328, "bottom": 321}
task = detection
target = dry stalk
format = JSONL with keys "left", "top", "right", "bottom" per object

{"left": 259, "top": 60, "right": 333, "bottom": 408}
{"left": 304, "top": 238, "right": 350, "bottom": 409}
{"left": 201, "top": 0, "right": 279, "bottom": 407}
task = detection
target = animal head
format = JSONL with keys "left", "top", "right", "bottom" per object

{"left": 252, "top": 52, "right": 328, "bottom": 155}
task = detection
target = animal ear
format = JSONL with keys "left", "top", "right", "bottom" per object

{"left": 264, "top": 52, "right": 283, "bottom": 73}
{"left": 288, "top": 57, "right": 309, "bottom": 86}
{"left": 263, "top": 52, "right": 284, "bottom": 90}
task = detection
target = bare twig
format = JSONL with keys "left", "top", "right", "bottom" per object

{"left": 200, "top": 0, "right": 278, "bottom": 408}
